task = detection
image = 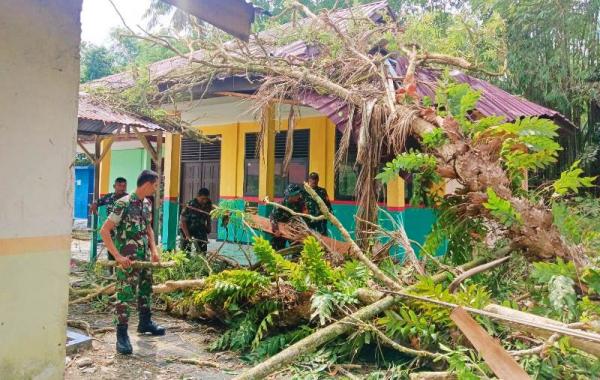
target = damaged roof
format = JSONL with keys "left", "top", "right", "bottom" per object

{"left": 86, "top": 1, "right": 574, "bottom": 131}
{"left": 78, "top": 92, "right": 164, "bottom": 135}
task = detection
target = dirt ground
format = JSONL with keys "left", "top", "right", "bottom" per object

{"left": 65, "top": 305, "right": 248, "bottom": 379}
{"left": 66, "top": 239, "right": 250, "bottom": 380}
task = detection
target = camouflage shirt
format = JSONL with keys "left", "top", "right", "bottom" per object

{"left": 108, "top": 192, "right": 152, "bottom": 260}
{"left": 97, "top": 192, "right": 128, "bottom": 216}
{"left": 303, "top": 186, "right": 332, "bottom": 235}
{"left": 181, "top": 199, "right": 212, "bottom": 236}
{"left": 270, "top": 197, "right": 306, "bottom": 232}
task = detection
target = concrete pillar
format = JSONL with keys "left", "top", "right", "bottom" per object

{"left": 162, "top": 133, "right": 182, "bottom": 250}
{"left": 0, "top": 1, "right": 82, "bottom": 378}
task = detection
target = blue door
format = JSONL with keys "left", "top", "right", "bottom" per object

{"left": 74, "top": 166, "right": 94, "bottom": 220}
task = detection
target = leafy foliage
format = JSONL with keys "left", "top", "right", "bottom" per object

{"left": 421, "top": 128, "right": 448, "bottom": 149}
{"left": 80, "top": 43, "right": 118, "bottom": 83}
{"left": 548, "top": 275, "right": 578, "bottom": 317}
{"left": 491, "top": 117, "right": 563, "bottom": 174}
{"left": 242, "top": 326, "right": 314, "bottom": 363}
{"left": 446, "top": 83, "right": 481, "bottom": 122}
{"left": 553, "top": 160, "right": 597, "bottom": 196}
{"left": 310, "top": 289, "right": 358, "bottom": 326}
{"left": 196, "top": 269, "right": 270, "bottom": 306}
{"left": 531, "top": 259, "right": 577, "bottom": 283}
{"left": 377, "top": 150, "right": 440, "bottom": 206}
{"left": 423, "top": 197, "right": 487, "bottom": 264}
{"left": 483, "top": 188, "right": 522, "bottom": 227}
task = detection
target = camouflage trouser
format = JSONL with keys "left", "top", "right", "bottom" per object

{"left": 114, "top": 266, "right": 153, "bottom": 325}
{"left": 180, "top": 231, "right": 208, "bottom": 255}
{"left": 114, "top": 242, "right": 152, "bottom": 325}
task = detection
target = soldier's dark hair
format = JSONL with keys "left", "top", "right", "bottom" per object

{"left": 197, "top": 188, "right": 210, "bottom": 196}
{"left": 115, "top": 177, "right": 127, "bottom": 184}
{"left": 137, "top": 170, "right": 159, "bottom": 187}
{"left": 308, "top": 172, "right": 319, "bottom": 180}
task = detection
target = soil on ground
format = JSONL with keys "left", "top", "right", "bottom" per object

{"left": 66, "top": 239, "right": 249, "bottom": 380}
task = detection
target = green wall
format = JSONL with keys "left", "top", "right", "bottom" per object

{"left": 109, "top": 148, "right": 151, "bottom": 191}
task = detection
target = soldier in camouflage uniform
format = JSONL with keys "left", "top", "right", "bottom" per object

{"left": 100, "top": 170, "right": 166, "bottom": 355}
{"left": 304, "top": 172, "right": 333, "bottom": 236}
{"left": 91, "top": 177, "right": 128, "bottom": 261}
{"left": 270, "top": 184, "right": 306, "bottom": 250}
{"left": 180, "top": 187, "right": 213, "bottom": 255}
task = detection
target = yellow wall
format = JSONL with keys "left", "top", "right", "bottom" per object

{"left": 197, "top": 115, "right": 334, "bottom": 199}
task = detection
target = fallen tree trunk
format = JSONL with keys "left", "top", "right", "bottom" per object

{"left": 233, "top": 257, "right": 488, "bottom": 380}
{"left": 248, "top": 214, "right": 352, "bottom": 256}
{"left": 484, "top": 304, "right": 600, "bottom": 357}
{"left": 153, "top": 279, "right": 206, "bottom": 294}
{"left": 96, "top": 260, "right": 177, "bottom": 268}
{"left": 70, "top": 279, "right": 208, "bottom": 304}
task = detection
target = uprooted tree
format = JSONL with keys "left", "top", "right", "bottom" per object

{"left": 76, "top": 1, "right": 600, "bottom": 378}
{"left": 106, "top": 0, "right": 595, "bottom": 267}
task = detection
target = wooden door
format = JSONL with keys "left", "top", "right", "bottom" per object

{"left": 181, "top": 161, "right": 221, "bottom": 238}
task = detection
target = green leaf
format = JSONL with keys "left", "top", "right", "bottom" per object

{"left": 532, "top": 259, "right": 577, "bottom": 283}
{"left": 553, "top": 160, "right": 597, "bottom": 196}
{"left": 483, "top": 188, "right": 522, "bottom": 227}
{"left": 446, "top": 83, "right": 481, "bottom": 119}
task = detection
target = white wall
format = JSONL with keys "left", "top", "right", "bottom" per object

{"left": 0, "top": 1, "right": 82, "bottom": 378}
{"left": 165, "top": 96, "right": 324, "bottom": 126}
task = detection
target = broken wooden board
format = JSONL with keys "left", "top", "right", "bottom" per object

{"left": 247, "top": 214, "right": 352, "bottom": 256}
{"left": 484, "top": 304, "right": 600, "bottom": 357}
{"left": 450, "top": 307, "right": 530, "bottom": 380}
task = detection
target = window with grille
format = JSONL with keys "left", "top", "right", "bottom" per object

{"left": 335, "top": 130, "right": 359, "bottom": 201}
{"left": 181, "top": 136, "right": 221, "bottom": 162}
{"left": 244, "top": 133, "right": 260, "bottom": 196}
{"left": 334, "top": 130, "right": 385, "bottom": 202}
{"left": 243, "top": 130, "right": 310, "bottom": 197}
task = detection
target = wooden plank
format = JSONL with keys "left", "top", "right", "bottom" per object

{"left": 96, "top": 137, "right": 113, "bottom": 164}
{"left": 77, "top": 139, "right": 96, "bottom": 164}
{"left": 215, "top": 91, "right": 301, "bottom": 105}
{"left": 133, "top": 126, "right": 159, "bottom": 163}
{"left": 90, "top": 136, "right": 102, "bottom": 262}
{"left": 153, "top": 131, "right": 163, "bottom": 244}
{"left": 247, "top": 214, "right": 352, "bottom": 256}
{"left": 450, "top": 307, "right": 530, "bottom": 380}
{"left": 484, "top": 304, "right": 600, "bottom": 357}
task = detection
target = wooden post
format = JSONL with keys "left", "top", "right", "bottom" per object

{"left": 258, "top": 104, "right": 276, "bottom": 201}
{"left": 154, "top": 131, "right": 163, "bottom": 245}
{"left": 90, "top": 135, "right": 101, "bottom": 262}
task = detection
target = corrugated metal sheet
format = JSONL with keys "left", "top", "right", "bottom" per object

{"left": 78, "top": 92, "right": 164, "bottom": 134}
{"left": 85, "top": 1, "right": 573, "bottom": 133}
{"left": 297, "top": 57, "right": 574, "bottom": 133}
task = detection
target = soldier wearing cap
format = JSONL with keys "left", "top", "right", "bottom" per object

{"left": 269, "top": 184, "right": 306, "bottom": 250}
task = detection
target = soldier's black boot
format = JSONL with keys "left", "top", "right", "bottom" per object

{"left": 116, "top": 324, "right": 133, "bottom": 355}
{"left": 137, "top": 311, "right": 166, "bottom": 336}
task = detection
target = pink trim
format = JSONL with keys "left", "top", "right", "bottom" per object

{"left": 163, "top": 196, "right": 178, "bottom": 202}
{"left": 386, "top": 206, "right": 407, "bottom": 212}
